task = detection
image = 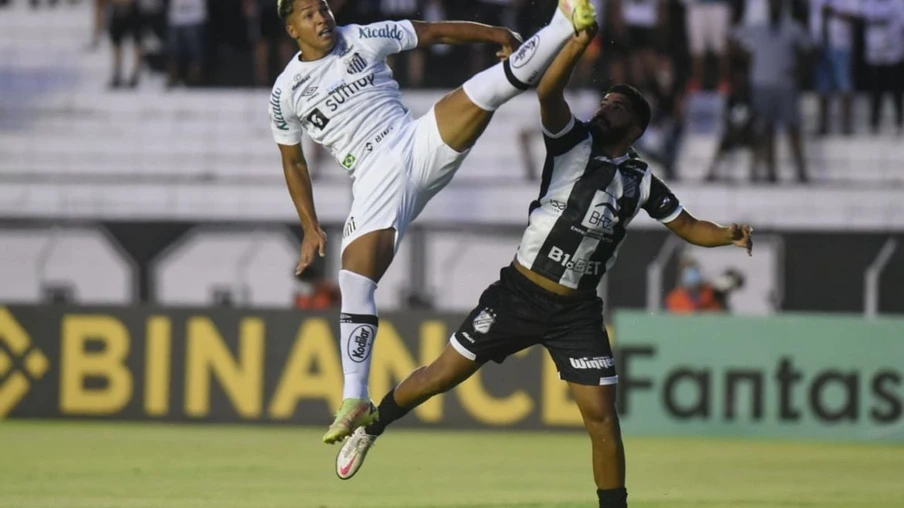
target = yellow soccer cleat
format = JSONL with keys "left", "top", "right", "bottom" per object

{"left": 558, "top": 0, "right": 597, "bottom": 33}
{"left": 322, "top": 398, "right": 378, "bottom": 445}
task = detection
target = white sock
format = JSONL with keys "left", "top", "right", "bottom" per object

{"left": 338, "top": 270, "right": 378, "bottom": 400}
{"left": 462, "top": 8, "right": 576, "bottom": 111}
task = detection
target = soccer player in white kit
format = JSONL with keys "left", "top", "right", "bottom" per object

{"left": 269, "top": 0, "right": 598, "bottom": 445}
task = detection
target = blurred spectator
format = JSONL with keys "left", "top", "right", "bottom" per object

{"left": 635, "top": 58, "right": 687, "bottom": 179}
{"left": 711, "top": 267, "right": 745, "bottom": 310}
{"left": 862, "top": 0, "right": 904, "bottom": 134}
{"left": 108, "top": 0, "right": 144, "bottom": 88}
{"left": 666, "top": 258, "right": 725, "bottom": 313}
{"left": 167, "top": 0, "right": 207, "bottom": 87}
{"left": 611, "top": 0, "right": 665, "bottom": 86}
{"left": 705, "top": 57, "right": 756, "bottom": 181}
{"left": 91, "top": 0, "right": 107, "bottom": 48}
{"left": 247, "top": 0, "right": 298, "bottom": 87}
{"left": 381, "top": 0, "right": 426, "bottom": 87}
{"left": 811, "top": 0, "right": 858, "bottom": 136}
{"left": 685, "top": 0, "right": 732, "bottom": 93}
{"left": 293, "top": 258, "right": 340, "bottom": 310}
{"left": 734, "top": 0, "right": 812, "bottom": 183}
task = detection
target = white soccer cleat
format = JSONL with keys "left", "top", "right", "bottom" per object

{"left": 558, "top": 0, "right": 597, "bottom": 33}
{"left": 335, "top": 427, "right": 378, "bottom": 480}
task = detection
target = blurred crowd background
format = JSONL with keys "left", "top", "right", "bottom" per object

{"left": 12, "top": 0, "right": 904, "bottom": 185}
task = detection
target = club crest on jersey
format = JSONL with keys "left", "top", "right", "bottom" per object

{"left": 345, "top": 52, "right": 367, "bottom": 74}
{"left": 582, "top": 190, "right": 620, "bottom": 235}
{"left": 472, "top": 309, "right": 496, "bottom": 334}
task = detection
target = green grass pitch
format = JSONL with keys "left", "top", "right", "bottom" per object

{"left": 1, "top": 420, "right": 902, "bottom": 508}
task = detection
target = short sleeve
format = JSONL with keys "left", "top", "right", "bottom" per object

{"left": 643, "top": 174, "right": 683, "bottom": 223}
{"left": 269, "top": 83, "right": 302, "bottom": 146}
{"left": 543, "top": 116, "right": 590, "bottom": 157}
{"left": 353, "top": 20, "right": 419, "bottom": 59}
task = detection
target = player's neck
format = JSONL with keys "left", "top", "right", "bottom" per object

{"left": 593, "top": 142, "right": 631, "bottom": 162}
{"left": 298, "top": 41, "right": 337, "bottom": 62}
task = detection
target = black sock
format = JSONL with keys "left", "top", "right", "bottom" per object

{"left": 598, "top": 487, "right": 627, "bottom": 508}
{"left": 365, "top": 388, "right": 411, "bottom": 436}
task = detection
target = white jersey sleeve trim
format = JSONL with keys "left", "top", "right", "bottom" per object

{"left": 541, "top": 115, "right": 576, "bottom": 139}
{"left": 398, "top": 20, "right": 419, "bottom": 51}
{"left": 659, "top": 205, "right": 684, "bottom": 224}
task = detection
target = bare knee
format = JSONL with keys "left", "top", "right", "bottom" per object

{"left": 583, "top": 404, "right": 622, "bottom": 445}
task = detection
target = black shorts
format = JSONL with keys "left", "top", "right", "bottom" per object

{"left": 450, "top": 264, "right": 617, "bottom": 386}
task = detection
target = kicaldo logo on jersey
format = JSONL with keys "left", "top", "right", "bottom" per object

{"left": 0, "top": 307, "right": 50, "bottom": 418}
{"left": 0, "top": 307, "right": 590, "bottom": 429}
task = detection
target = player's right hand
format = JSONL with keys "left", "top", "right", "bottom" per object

{"left": 574, "top": 20, "right": 599, "bottom": 46}
{"left": 495, "top": 28, "right": 523, "bottom": 61}
{"left": 296, "top": 226, "right": 327, "bottom": 276}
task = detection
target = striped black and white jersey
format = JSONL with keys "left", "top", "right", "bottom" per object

{"left": 515, "top": 116, "right": 684, "bottom": 290}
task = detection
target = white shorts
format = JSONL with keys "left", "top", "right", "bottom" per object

{"left": 340, "top": 106, "right": 470, "bottom": 254}
{"left": 687, "top": 2, "right": 730, "bottom": 55}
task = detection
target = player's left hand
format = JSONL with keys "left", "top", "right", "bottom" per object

{"left": 729, "top": 224, "right": 754, "bottom": 257}
{"left": 496, "top": 28, "right": 523, "bottom": 60}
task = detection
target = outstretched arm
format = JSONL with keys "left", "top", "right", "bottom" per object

{"left": 666, "top": 210, "right": 754, "bottom": 255}
{"left": 278, "top": 143, "right": 327, "bottom": 275}
{"left": 411, "top": 20, "right": 522, "bottom": 57}
{"left": 536, "top": 22, "right": 598, "bottom": 134}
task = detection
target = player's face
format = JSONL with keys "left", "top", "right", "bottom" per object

{"left": 286, "top": 0, "right": 337, "bottom": 53}
{"left": 589, "top": 93, "right": 637, "bottom": 144}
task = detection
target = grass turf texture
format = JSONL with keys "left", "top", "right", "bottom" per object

{"left": 1, "top": 420, "right": 902, "bottom": 508}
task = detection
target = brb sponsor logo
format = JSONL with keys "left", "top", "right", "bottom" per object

{"left": 582, "top": 190, "right": 620, "bottom": 235}
{"left": 270, "top": 88, "right": 289, "bottom": 131}
{"left": 0, "top": 308, "right": 50, "bottom": 417}
{"left": 347, "top": 325, "right": 374, "bottom": 363}
{"left": 359, "top": 24, "right": 404, "bottom": 41}
{"left": 365, "top": 126, "right": 394, "bottom": 152}
{"left": 547, "top": 246, "right": 602, "bottom": 275}
{"left": 510, "top": 33, "right": 540, "bottom": 71}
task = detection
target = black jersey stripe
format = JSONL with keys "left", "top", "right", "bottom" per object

{"left": 530, "top": 147, "right": 620, "bottom": 282}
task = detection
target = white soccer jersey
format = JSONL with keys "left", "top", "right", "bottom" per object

{"left": 269, "top": 20, "right": 419, "bottom": 173}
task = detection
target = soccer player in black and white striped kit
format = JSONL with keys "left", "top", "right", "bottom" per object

{"left": 335, "top": 21, "right": 754, "bottom": 508}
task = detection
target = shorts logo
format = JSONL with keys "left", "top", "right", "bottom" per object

{"left": 472, "top": 309, "right": 496, "bottom": 334}
{"left": 346, "top": 52, "right": 367, "bottom": 74}
{"left": 569, "top": 356, "right": 614, "bottom": 370}
{"left": 347, "top": 325, "right": 375, "bottom": 363}
{"left": 510, "top": 33, "right": 539, "bottom": 70}
{"left": 343, "top": 217, "right": 357, "bottom": 239}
